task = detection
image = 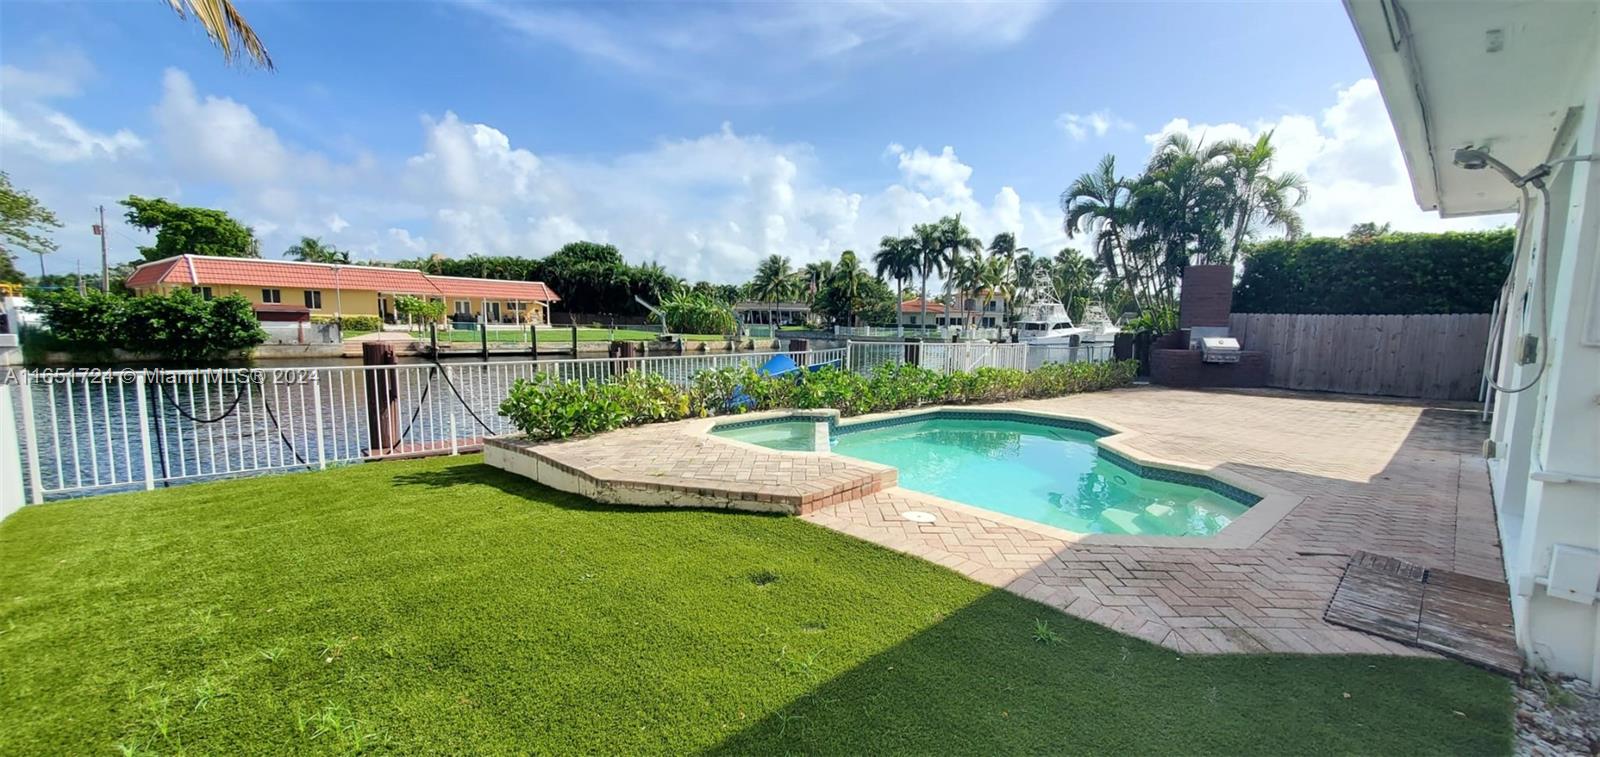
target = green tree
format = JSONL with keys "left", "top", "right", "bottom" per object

{"left": 0, "top": 172, "right": 63, "bottom": 280}
{"left": 394, "top": 294, "right": 446, "bottom": 325}
{"left": 802, "top": 260, "right": 834, "bottom": 303}
{"left": 933, "top": 214, "right": 983, "bottom": 313}
{"left": 1347, "top": 222, "right": 1393, "bottom": 240}
{"left": 120, "top": 196, "right": 258, "bottom": 261}
{"left": 1061, "top": 155, "right": 1139, "bottom": 306}
{"left": 1051, "top": 248, "right": 1100, "bottom": 322}
{"left": 910, "top": 221, "right": 945, "bottom": 330}
{"left": 1217, "top": 131, "right": 1308, "bottom": 260}
{"left": 872, "top": 235, "right": 917, "bottom": 335}
{"left": 750, "top": 254, "right": 798, "bottom": 302}
{"left": 283, "top": 236, "right": 350, "bottom": 263}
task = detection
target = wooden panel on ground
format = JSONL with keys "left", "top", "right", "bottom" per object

{"left": 1230, "top": 313, "right": 1491, "bottom": 400}
{"left": 1325, "top": 550, "right": 1520, "bottom": 676}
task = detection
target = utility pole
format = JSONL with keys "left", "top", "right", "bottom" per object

{"left": 93, "top": 205, "right": 109, "bottom": 292}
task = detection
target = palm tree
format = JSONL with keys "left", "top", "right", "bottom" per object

{"left": 1061, "top": 155, "right": 1137, "bottom": 303}
{"left": 910, "top": 222, "right": 945, "bottom": 333}
{"left": 873, "top": 235, "right": 917, "bottom": 336}
{"left": 167, "top": 0, "right": 274, "bottom": 69}
{"left": 934, "top": 214, "right": 983, "bottom": 328}
{"left": 801, "top": 260, "right": 834, "bottom": 303}
{"left": 1217, "top": 131, "right": 1308, "bottom": 261}
{"left": 831, "top": 250, "right": 869, "bottom": 327}
{"left": 1052, "top": 248, "right": 1099, "bottom": 321}
{"left": 283, "top": 236, "right": 350, "bottom": 264}
{"left": 1011, "top": 253, "right": 1043, "bottom": 307}
{"left": 976, "top": 254, "right": 1011, "bottom": 336}
{"left": 950, "top": 250, "right": 987, "bottom": 331}
{"left": 750, "top": 254, "right": 796, "bottom": 301}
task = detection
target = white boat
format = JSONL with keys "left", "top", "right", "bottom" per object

{"left": 1014, "top": 271, "right": 1119, "bottom": 345}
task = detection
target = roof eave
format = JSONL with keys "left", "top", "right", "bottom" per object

{"left": 1344, "top": 0, "right": 1442, "bottom": 213}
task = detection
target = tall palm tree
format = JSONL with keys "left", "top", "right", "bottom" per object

{"left": 750, "top": 254, "right": 796, "bottom": 302}
{"left": 168, "top": 0, "right": 274, "bottom": 69}
{"left": 950, "top": 251, "right": 987, "bottom": 330}
{"left": 1011, "top": 253, "right": 1042, "bottom": 307}
{"left": 934, "top": 214, "right": 983, "bottom": 328}
{"left": 1217, "top": 131, "right": 1309, "bottom": 261}
{"left": 1062, "top": 155, "right": 1138, "bottom": 302}
{"left": 831, "top": 250, "right": 869, "bottom": 327}
{"left": 1052, "top": 248, "right": 1099, "bottom": 321}
{"left": 873, "top": 235, "right": 917, "bottom": 336}
{"left": 283, "top": 236, "right": 349, "bottom": 264}
{"left": 976, "top": 254, "right": 1011, "bottom": 336}
{"left": 910, "top": 222, "right": 945, "bottom": 333}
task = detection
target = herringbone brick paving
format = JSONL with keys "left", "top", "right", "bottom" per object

{"left": 803, "top": 387, "right": 1506, "bottom": 656}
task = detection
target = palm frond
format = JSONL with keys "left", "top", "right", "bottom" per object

{"left": 169, "top": 0, "right": 275, "bottom": 70}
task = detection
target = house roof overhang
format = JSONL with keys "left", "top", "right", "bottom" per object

{"left": 1344, "top": 0, "right": 1600, "bottom": 217}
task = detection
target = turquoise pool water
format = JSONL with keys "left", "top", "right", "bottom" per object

{"left": 712, "top": 419, "right": 818, "bottom": 452}
{"left": 830, "top": 418, "right": 1248, "bottom": 537}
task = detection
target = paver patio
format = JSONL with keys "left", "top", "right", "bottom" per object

{"left": 492, "top": 386, "right": 1509, "bottom": 659}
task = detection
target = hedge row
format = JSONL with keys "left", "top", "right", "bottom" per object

{"left": 1233, "top": 229, "right": 1512, "bottom": 314}
{"left": 499, "top": 360, "right": 1139, "bottom": 440}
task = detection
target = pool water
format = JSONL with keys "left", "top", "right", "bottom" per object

{"left": 712, "top": 420, "right": 817, "bottom": 452}
{"left": 827, "top": 418, "right": 1251, "bottom": 537}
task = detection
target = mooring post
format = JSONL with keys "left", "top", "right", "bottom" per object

{"left": 362, "top": 342, "right": 399, "bottom": 455}
{"left": 429, "top": 322, "right": 439, "bottom": 355}
{"left": 570, "top": 323, "right": 578, "bottom": 357}
{"left": 479, "top": 321, "right": 489, "bottom": 361}
{"left": 529, "top": 322, "right": 538, "bottom": 359}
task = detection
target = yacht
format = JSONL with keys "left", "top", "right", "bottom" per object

{"left": 1014, "top": 273, "right": 1119, "bottom": 345}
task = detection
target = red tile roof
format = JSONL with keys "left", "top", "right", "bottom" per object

{"left": 899, "top": 297, "right": 945, "bottom": 314}
{"left": 428, "top": 275, "right": 559, "bottom": 302}
{"left": 125, "top": 255, "right": 559, "bottom": 302}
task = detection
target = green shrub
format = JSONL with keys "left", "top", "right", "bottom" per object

{"left": 1234, "top": 229, "right": 1512, "bottom": 314}
{"left": 31, "top": 288, "right": 267, "bottom": 362}
{"left": 500, "top": 359, "right": 1139, "bottom": 440}
{"left": 660, "top": 291, "right": 736, "bottom": 335}
{"left": 311, "top": 314, "right": 382, "bottom": 332}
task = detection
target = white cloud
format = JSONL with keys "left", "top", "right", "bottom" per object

{"left": 461, "top": 0, "right": 1054, "bottom": 103}
{"left": 0, "top": 107, "right": 144, "bottom": 162}
{"left": 1057, "top": 109, "right": 1133, "bottom": 142}
{"left": 1142, "top": 78, "right": 1511, "bottom": 236}
{"left": 325, "top": 213, "right": 350, "bottom": 233}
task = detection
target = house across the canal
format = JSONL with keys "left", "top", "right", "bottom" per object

{"left": 125, "top": 254, "right": 561, "bottom": 325}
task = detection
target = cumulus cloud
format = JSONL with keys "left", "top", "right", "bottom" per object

{"left": 0, "top": 50, "right": 144, "bottom": 164}
{"left": 1142, "top": 79, "right": 1510, "bottom": 236}
{"left": 1057, "top": 109, "right": 1133, "bottom": 142}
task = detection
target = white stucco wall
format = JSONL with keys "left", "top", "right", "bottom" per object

{"left": 1490, "top": 44, "right": 1600, "bottom": 683}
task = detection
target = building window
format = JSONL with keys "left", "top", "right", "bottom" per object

{"left": 303, "top": 290, "right": 323, "bottom": 309}
{"left": 454, "top": 300, "right": 471, "bottom": 316}
{"left": 192, "top": 286, "right": 213, "bottom": 300}
{"left": 261, "top": 288, "right": 282, "bottom": 304}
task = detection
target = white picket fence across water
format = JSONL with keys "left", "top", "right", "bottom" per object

{"left": 5, "top": 341, "right": 1113, "bottom": 503}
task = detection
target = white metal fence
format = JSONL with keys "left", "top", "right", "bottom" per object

{"left": 845, "top": 341, "right": 1114, "bottom": 375}
{"left": 7, "top": 341, "right": 1113, "bottom": 502}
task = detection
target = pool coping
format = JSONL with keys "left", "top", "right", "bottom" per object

{"left": 695, "top": 406, "right": 1305, "bottom": 550}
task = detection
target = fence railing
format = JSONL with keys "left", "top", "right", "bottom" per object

{"left": 8, "top": 341, "right": 1114, "bottom": 502}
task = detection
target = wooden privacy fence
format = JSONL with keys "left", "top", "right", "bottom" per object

{"left": 1228, "top": 313, "right": 1492, "bottom": 400}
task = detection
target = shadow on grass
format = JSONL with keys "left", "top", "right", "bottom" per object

{"left": 707, "top": 590, "right": 1511, "bottom": 756}
{"left": 387, "top": 461, "right": 786, "bottom": 519}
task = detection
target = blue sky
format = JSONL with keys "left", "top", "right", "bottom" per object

{"left": 0, "top": 1, "right": 1499, "bottom": 283}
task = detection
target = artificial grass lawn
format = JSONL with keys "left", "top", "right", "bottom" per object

{"left": 0, "top": 456, "right": 1512, "bottom": 755}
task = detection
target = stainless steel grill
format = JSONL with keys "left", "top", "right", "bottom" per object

{"left": 1200, "top": 337, "right": 1241, "bottom": 364}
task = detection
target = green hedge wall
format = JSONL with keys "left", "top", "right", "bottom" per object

{"left": 1233, "top": 229, "right": 1513, "bottom": 315}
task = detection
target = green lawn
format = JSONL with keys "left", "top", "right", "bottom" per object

{"left": 0, "top": 456, "right": 1512, "bottom": 755}
{"left": 408, "top": 327, "right": 732, "bottom": 344}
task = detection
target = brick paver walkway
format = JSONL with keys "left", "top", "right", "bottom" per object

{"left": 802, "top": 387, "right": 1505, "bottom": 656}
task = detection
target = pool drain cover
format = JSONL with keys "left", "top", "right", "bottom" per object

{"left": 901, "top": 511, "right": 937, "bottom": 523}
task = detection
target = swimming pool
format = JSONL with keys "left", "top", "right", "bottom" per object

{"left": 713, "top": 413, "right": 1257, "bottom": 537}
{"left": 711, "top": 418, "right": 818, "bottom": 452}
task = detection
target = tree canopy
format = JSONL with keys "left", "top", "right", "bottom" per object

{"left": 0, "top": 172, "right": 62, "bottom": 280}
{"left": 120, "top": 196, "right": 258, "bottom": 261}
